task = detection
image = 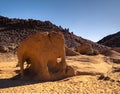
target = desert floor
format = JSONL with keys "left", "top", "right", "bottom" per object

{"left": 0, "top": 53, "right": 120, "bottom": 94}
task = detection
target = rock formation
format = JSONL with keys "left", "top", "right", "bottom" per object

{"left": 17, "top": 32, "right": 75, "bottom": 81}
{"left": 0, "top": 16, "right": 110, "bottom": 55}
{"left": 98, "top": 31, "right": 120, "bottom": 47}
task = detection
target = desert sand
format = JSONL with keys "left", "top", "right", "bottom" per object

{"left": 0, "top": 53, "right": 120, "bottom": 93}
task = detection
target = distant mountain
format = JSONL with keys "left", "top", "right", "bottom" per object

{"left": 0, "top": 16, "right": 107, "bottom": 53}
{"left": 98, "top": 31, "right": 120, "bottom": 47}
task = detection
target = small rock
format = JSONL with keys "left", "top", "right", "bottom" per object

{"left": 0, "top": 46, "right": 9, "bottom": 53}
{"left": 98, "top": 75, "right": 111, "bottom": 81}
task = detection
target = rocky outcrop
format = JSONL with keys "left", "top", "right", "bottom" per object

{"left": 17, "top": 32, "right": 68, "bottom": 81}
{"left": 98, "top": 31, "right": 120, "bottom": 47}
{"left": 0, "top": 16, "right": 82, "bottom": 51}
{"left": 0, "top": 16, "right": 112, "bottom": 55}
{"left": 98, "top": 31, "right": 120, "bottom": 54}
{"left": 75, "top": 43, "right": 99, "bottom": 55}
{"left": 75, "top": 43, "right": 93, "bottom": 55}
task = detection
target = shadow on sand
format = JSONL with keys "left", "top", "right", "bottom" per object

{"left": 0, "top": 79, "right": 39, "bottom": 89}
{"left": 0, "top": 65, "right": 75, "bottom": 89}
{"left": 0, "top": 75, "right": 41, "bottom": 88}
{"left": 113, "top": 68, "right": 120, "bottom": 72}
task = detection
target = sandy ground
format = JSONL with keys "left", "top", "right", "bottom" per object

{"left": 0, "top": 53, "right": 120, "bottom": 93}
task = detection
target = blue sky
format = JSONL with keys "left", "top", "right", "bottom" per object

{"left": 0, "top": 0, "right": 120, "bottom": 42}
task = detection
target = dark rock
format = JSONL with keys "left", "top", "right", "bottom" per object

{"left": 98, "top": 31, "right": 120, "bottom": 47}
{"left": 98, "top": 75, "right": 111, "bottom": 81}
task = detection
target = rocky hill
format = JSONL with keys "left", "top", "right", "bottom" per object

{"left": 98, "top": 31, "right": 120, "bottom": 47}
{"left": 0, "top": 16, "right": 108, "bottom": 53}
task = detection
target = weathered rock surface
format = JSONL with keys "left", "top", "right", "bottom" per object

{"left": 0, "top": 16, "right": 111, "bottom": 55}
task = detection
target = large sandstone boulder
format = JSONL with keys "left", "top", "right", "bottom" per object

{"left": 17, "top": 31, "right": 75, "bottom": 81}
{"left": 75, "top": 43, "right": 94, "bottom": 55}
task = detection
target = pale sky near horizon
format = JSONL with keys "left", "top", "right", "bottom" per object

{"left": 0, "top": 0, "right": 120, "bottom": 42}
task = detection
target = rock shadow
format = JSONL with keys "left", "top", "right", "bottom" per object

{"left": 113, "top": 68, "right": 120, "bottom": 72}
{"left": 0, "top": 65, "right": 75, "bottom": 89}
{"left": 0, "top": 77, "right": 40, "bottom": 89}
